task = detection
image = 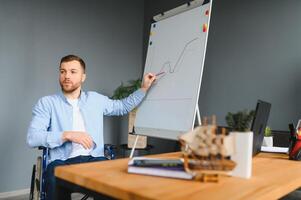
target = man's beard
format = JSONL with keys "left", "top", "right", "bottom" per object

{"left": 60, "top": 82, "right": 81, "bottom": 93}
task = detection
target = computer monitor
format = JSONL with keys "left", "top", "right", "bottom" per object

{"left": 251, "top": 100, "right": 271, "bottom": 156}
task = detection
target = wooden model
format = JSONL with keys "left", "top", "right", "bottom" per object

{"left": 179, "top": 116, "right": 236, "bottom": 182}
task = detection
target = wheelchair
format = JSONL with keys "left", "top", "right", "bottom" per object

{"left": 29, "top": 144, "right": 116, "bottom": 200}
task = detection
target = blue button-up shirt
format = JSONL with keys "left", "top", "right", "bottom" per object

{"left": 27, "top": 89, "right": 145, "bottom": 163}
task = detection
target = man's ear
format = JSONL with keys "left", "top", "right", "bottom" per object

{"left": 82, "top": 73, "right": 86, "bottom": 83}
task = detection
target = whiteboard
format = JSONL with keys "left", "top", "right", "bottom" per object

{"left": 135, "top": 0, "right": 212, "bottom": 140}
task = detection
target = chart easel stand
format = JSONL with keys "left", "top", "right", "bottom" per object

{"left": 129, "top": 105, "right": 201, "bottom": 158}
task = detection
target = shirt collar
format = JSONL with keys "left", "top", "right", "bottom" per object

{"left": 59, "top": 90, "right": 86, "bottom": 105}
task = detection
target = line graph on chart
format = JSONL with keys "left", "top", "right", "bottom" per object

{"left": 145, "top": 37, "right": 203, "bottom": 100}
{"left": 158, "top": 37, "right": 199, "bottom": 75}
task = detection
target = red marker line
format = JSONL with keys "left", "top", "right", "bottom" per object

{"left": 148, "top": 71, "right": 165, "bottom": 79}
{"left": 155, "top": 71, "right": 165, "bottom": 76}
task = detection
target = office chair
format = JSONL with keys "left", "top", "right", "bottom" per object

{"left": 29, "top": 144, "right": 116, "bottom": 200}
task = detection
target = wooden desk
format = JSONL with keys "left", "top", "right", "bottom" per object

{"left": 55, "top": 152, "right": 301, "bottom": 200}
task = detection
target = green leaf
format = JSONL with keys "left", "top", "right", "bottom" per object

{"left": 225, "top": 109, "right": 255, "bottom": 132}
{"left": 111, "top": 78, "right": 142, "bottom": 99}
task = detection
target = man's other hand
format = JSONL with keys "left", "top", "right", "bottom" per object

{"left": 62, "top": 131, "right": 93, "bottom": 149}
{"left": 141, "top": 72, "right": 156, "bottom": 92}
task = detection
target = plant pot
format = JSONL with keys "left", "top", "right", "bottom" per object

{"left": 128, "top": 108, "right": 137, "bottom": 133}
{"left": 230, "top": 131, "right": 253, "bottom": 179}
{"left": 262, "top": 136, "right": 273, "bottom": 147}
{"left": 128, "top": 109, "right": 147, "bottom": 149}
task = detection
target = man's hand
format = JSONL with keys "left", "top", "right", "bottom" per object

{"left": 141, "top": 72, "right": 156, "bottom": 92}
{"left": 62, "top": 131, "right": 94, "bottom": 149}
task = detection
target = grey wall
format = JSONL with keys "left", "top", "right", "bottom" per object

{"left": 199, "top": 0, "right": 301, "bottom": 130}
{"left": 144, "top": 0, "right": 301, "bottom": 132}
{"left": 0, "top": 0, "right": 144, "bottom": 193}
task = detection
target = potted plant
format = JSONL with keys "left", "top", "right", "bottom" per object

{"left": 225, "top": 109, "right": 254, "bottom": 179}
{"left": 112, "top": 79, "right": 147, "bottom": 149}
{"left": 263, "top": 126, "right": 273, "bottom": 147}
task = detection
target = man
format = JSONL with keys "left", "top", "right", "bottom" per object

{"left": 27, "top": 55, "right": 156, "bottom": 200}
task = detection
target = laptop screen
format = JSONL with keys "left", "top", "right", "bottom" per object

{"left": 251, "top": 100, "right": 271, "bottom": 156}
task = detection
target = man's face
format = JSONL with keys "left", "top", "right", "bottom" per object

{"left": 59, "top": 60, "right": 86, "bottom": 93}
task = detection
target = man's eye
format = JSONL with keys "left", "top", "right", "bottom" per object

{"left": 71, "top": 71, "right": 77, "bottom": 74}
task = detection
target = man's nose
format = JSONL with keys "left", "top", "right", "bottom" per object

{"left": 65, "top": 72, "right": 71, "bottom": 78}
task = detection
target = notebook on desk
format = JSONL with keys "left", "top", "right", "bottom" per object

{"left": 127, "top": 157, "right": 193, "bottom": 180}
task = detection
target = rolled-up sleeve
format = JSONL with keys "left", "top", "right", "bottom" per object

{"left": 27, "top": 98, "right": 64, "bottom": 149}
{"left": 103, "top": 89, "right": 146, "bottom": 116}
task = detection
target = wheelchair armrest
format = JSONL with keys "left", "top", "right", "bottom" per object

{"left": 37, "top": 147, "right": 49, "bottom": 168}
{"left": 38, "top": 146, "right": 47, "bottom": 150}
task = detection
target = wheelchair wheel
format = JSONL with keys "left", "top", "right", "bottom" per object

{"left": 29, "top": 164, "right": 36, "bottom": 200}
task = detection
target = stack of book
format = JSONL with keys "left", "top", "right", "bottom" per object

{"left": 128, "top": 157, "right": 194, "bottom": 179}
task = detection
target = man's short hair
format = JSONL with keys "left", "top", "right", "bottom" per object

{"left": 60, "top": 55, "right": 86, "bottom": 73}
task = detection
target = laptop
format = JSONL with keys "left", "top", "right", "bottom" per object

{"left": 251, "top": 100, "right": 271, "bottom": 156}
